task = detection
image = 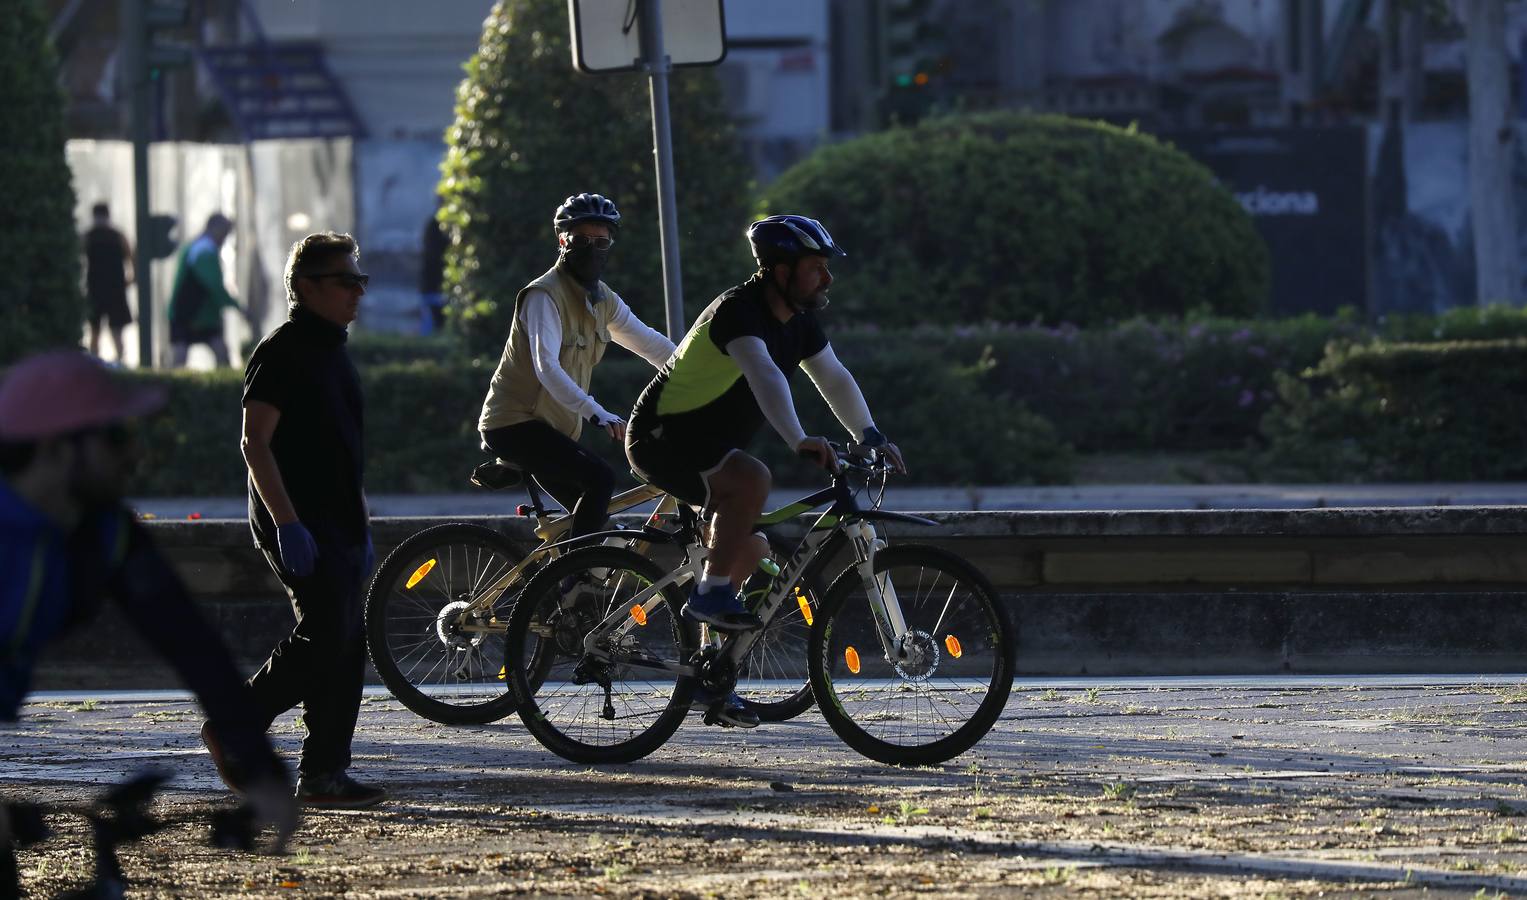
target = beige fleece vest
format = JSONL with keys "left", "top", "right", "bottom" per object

{"left": 478, "top": 266, "right": 613, "bottom": 440}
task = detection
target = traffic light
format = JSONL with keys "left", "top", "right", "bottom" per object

{"left": 884, "top": 0, "right": 946, "bottom": 91}
{"left": 136, "top": 0, "right": 193, "bottom": 81}
{"left": 144, "top": 214, "right": 179, "bottom": 259}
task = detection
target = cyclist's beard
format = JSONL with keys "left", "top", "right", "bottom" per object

{"left": 559, "top": 244, "right": 610, "bottom": 290}
{"left": 776, "top": 269, "right": 830, "bottom": 313}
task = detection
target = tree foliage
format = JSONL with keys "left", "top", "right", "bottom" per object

{"left": 439, "top": 0, "right": 755, "bottom": 355}
{"left": 0, "top": 0, "right": 83, "bottom": 365}
{"left": 759, "top": 112, "right": 1270, "bottom": 327}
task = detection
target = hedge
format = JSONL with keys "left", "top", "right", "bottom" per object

{"left": 1259, "top": 338, "right": 1527, "bottom": 481}
{"left": 438, "top": 0, "right": 755, "bottom": 357}
{"left": 758, "top": 111, "right": 1270, "bottom": 327}
{"left": 0, "top": 0, "right": 83, "bottom": 365}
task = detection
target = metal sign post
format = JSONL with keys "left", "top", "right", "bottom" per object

{"left": 637, "top": 0, "right": 685, "bottom": 341}
{"left": 567, "top": 0, "right": 726, "bottom": 341}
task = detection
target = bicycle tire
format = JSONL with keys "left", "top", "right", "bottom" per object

{"left": 808, "top": 544, "right": 1016, "bottom": 766}
{"left": 507, "top": 546, "right": 697, "bottom": 764}
{"left": 364, "top": 523, "right": 532, "bottom": 725}
{"left": 735, "top": 531, "right": 837, "bottom": 722}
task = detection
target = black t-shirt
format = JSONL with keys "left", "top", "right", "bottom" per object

{"left": 83, "top": 225, "right": 128, "bottom": 300}
{"left": 631, "top": 274, "right": 828, "bottom": 450}
{"left": 243, "top": 304, "right": 366, "bottom": 550}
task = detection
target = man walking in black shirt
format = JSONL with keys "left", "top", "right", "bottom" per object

{"left": 237, "top": 231, "right": 382, "bottom": 807}
{"left": 81, "top": 202, "right": 133, "bottom": 362}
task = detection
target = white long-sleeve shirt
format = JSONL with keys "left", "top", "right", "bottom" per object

{"left": 523, "top": 288, "right": 675, "bottom": 423}
{"left": 727, "top": 338, "right": 875, "bottom": 449}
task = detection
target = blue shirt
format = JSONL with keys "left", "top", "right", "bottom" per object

{"left": 0, "top": 479, "right": 123, "bottom": 718}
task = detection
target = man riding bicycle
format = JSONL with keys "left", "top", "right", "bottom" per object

{"left": 479, "top": 193, "right": 675, "bottom": 539}
{"left": 626, "top": 214, "right": 905, "bottom": 727}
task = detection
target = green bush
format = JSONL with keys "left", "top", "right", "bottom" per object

{"left": 0, "top": 0, "right": 83, "bottom": 364}
{"left": 758, "top": 112, "right": 1270, "bottom": 327}
{"left": 1378, "top": 303, "right": 1527, "bottom": 342}
{"left": 1260, "top": 338, "right": 1527, "bottom": 481}
{"left": 439, "top": 0, "right": 755, "bottom": 357}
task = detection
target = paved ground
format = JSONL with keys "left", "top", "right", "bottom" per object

{"left": 127, "top": 483, "right": 1527, "bottom": 520}
{"left": 7, "top": 676, "right": 1527, "bottom": 897}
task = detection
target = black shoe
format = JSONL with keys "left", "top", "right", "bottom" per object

{"left": 692, "top": 688, "right": 760, "bottom": 729}
{"left": 200, "top": 721, "right": 246, "bottom": 796}
{"left": 295, "top": 771, "right": 386, "bottom": 809}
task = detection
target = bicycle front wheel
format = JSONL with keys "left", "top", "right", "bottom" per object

{"left": 507, "top": 546, "right": 696, "bottom": 764}
{"left": 364, "top": 523, "right": 531, "bottom": 725}
{"left": 808, "top": 545, "right": 1015, "bottom": 766}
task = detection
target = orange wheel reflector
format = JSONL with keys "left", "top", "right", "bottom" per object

{"left": 796, "top": 590, "right": 814, "bottom": 626}
{"left": 405, "top": 559, "right": 437, "bottom": 589}
{"left": 844, "top": 646, "right": 861, "bottom": 674}
{"left": 497, "top": 665, "right": 506, "bottom": 681}
{"left": 630, "top": 604, "right": 648, "bottom": 626}
{"left": 945, "top": 635, "right": 963, "bottom": 658}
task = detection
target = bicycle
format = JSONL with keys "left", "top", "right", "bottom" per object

{"left": 502, "top": 444, "right": 1017, "bottom": 767}
{"left": 365, "top": 453, "right": 827, "bottom": 726}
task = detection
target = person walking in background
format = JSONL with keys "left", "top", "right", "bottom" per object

{"left": 81, "top": 202, "right": 134, "bottom": 363}
{"left": 419, "top": 202, "right": 448, "bottom": 336}
{"left": 239, "top": 231, "right": 383, "bottom": 808}
{"left": 478, "top": 192, "right": 675, "bottom": 540}
{"left": 0, "top": 350, "right": 297, "bottom": 870}
{"left": 168, "top": 213, "right": 240, "bottom": 367}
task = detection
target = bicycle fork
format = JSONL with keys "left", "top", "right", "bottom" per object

{"left": 849, "top": 522, "right": 913, "bottom": 663}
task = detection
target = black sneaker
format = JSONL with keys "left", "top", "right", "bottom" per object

{"left": 295, "top": 771, "right": 386, "bottom": 809}
{"left": 692, "top": 688, "right": 760, "bottom": 729}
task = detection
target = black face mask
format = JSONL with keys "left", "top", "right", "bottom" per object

{"left": 560, "top": 243, "right": 610, "bottom": 291}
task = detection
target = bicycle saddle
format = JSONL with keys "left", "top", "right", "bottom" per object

{"left": 471, "top": 445, "right": 528, "bottom": 490}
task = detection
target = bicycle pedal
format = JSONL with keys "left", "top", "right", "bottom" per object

{"left": 701, "top": 707, "right": 734, "bottom": 728}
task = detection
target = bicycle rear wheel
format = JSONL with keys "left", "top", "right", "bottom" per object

{"left": 364, "top": 523, "right": 531, "bottom": 725}
{"left": 507, "top": 546, "right": 696, "bottom": 764}
{"left": 735, "top": 532, "right": 834, "bottom": 722}
{"left": 808, "top": 545, "right": 1015, "bottom": 766}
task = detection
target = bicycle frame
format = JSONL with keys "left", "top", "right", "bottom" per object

{"left": 446, "top": 481, "right": 676, "bottom": 635}
{"left": 581, "top": 465, "right": 937, "bottom": 678}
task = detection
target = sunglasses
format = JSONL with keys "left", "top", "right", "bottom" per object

{"left": 566, "top": 234, "right": 615, "bottom": 250}
{"left": 305, "top": 271, "right": 371, "bottom": 288}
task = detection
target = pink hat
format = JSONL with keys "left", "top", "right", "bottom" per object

{"left": 0, "top": 350, "right": 167, "bottom": 441}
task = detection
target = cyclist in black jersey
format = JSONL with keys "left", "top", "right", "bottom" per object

{"left": 627, "top": 215, "right": 905, "bottom": 727}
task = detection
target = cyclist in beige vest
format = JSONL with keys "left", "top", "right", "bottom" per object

{"left": 478, "top": 193, "right": 674, "bottom": 537}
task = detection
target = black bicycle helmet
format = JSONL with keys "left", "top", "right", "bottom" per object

{"left": 553, "top": 193, "right": 621, "bottom": 233}
{"left": 747, "top": 215, "right": 845, "bottom": 267}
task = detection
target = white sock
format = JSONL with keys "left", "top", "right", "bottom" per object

{"left": 699, "top": 571, "right": 731, "bottom": 592}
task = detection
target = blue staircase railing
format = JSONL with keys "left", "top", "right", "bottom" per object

{"left": 194, "top": 0, "right": 367, "bottom": 141}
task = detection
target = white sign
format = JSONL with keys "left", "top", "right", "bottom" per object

{"left": 568, "top": 0, "right": 726, "bottom": 73}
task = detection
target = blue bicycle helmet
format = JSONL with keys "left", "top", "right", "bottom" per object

{"left": 554, "top": 193, "right": 621, "bottom": 233}
{"left": 747, "top": 215, "right": 846, "bottom": 267}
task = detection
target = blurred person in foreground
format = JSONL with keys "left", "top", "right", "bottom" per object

{"left": 239, "top": 232, "right": 383, "bottom": 808}
{"left": 0, "top": 349, "right": 297, "bottom": 872}
{"left": 168, "top": 212, "right": 241, "bottom": 368}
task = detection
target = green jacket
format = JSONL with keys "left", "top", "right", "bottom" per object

{"left": 167, "top": 235, "right": 238, "bottom": 330}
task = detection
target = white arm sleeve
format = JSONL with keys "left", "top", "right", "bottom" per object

{"left": 800, "top": 345, "right": 874, "bottom": 441}
{"left": 726, "top": 336, "right": 807, "bottom": 449}
{"left": 605, "top": 292, "right": 676, "bottom": 368}
{"left": 523, "top": 290, "right": 614, "bottom": 423}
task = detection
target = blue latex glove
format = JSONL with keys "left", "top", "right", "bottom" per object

{"left": 363, "top": 529, "right": 376, "bottom": 573}
{"left": 275, "top": 521, "right": 318, "bottom": 578}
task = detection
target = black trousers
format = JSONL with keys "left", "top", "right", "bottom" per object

{"left": 482, "top": 420, "right": 615, "bottom": 539}
{"left": 247, "top": 539, "right": 366, "bottom": 777}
